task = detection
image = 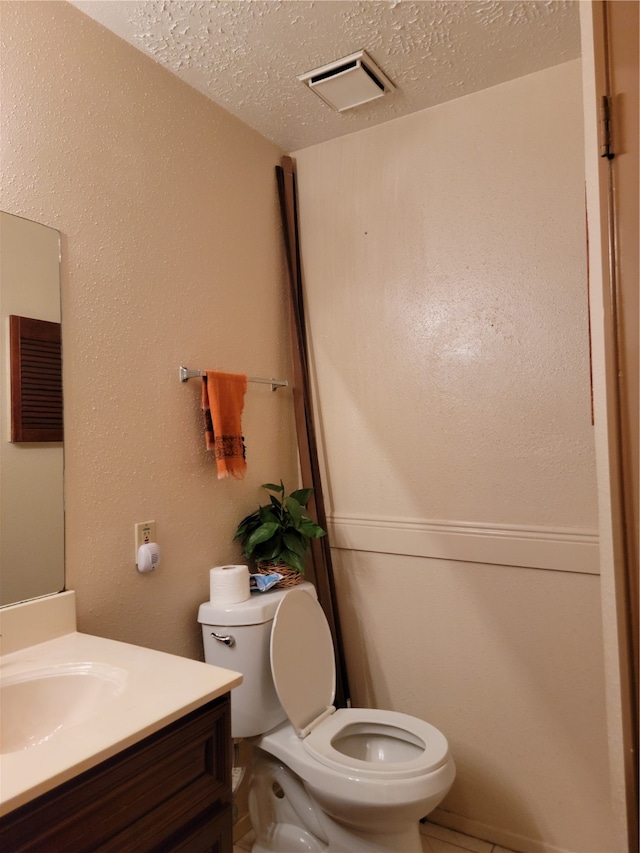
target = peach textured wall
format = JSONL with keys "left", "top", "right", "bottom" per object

{"left": 1, "top": 1, "right": 298, "bottom": 659}
{"left": 293, "top": 62, "right": 617, "bottom": 853}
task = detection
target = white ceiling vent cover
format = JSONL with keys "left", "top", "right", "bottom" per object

{"left": 299, "top": 50, "right": 395, "bottom": 113}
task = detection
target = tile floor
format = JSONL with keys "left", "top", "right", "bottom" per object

{"left": 234, "top": 820, "right": 518, "bottom": 853}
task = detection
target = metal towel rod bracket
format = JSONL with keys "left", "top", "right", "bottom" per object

{"left": 179, "top": 366, "right": 288, "bottom": 392}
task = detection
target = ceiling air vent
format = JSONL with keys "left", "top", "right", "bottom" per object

{"left": 298, "top": 50, "right": 395, "bottom": 113}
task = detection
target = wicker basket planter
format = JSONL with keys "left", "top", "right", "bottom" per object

{"left": 256, "top": 562, "right": 302, "bottom": 589}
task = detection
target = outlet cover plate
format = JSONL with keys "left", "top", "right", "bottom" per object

{"left": 135, "top": 521, "right": 156, "bottom": 563}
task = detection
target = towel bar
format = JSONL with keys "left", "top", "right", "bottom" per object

{"left": 179, "top": 366, "right": 288, "bottom": 392}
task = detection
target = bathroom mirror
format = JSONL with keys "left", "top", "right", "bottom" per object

{"left": 0, "top": 211, "right": 64, "bottom": 606}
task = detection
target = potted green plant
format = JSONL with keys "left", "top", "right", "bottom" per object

{"left": 234, "top": 481, "right": 326, "bottom": 585}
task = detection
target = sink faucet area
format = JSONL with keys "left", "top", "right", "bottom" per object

{"left": 0, "top": 592, "right": 242, "bottom": 816}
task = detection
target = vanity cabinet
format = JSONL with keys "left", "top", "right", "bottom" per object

{"left": 0, "top": 696, "right": 233, "bottom": 853}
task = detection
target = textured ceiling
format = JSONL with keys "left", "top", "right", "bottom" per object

{"left": 70, "top": 0, "right": 581, "bottom": 152}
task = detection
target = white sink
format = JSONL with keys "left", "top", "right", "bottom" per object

{"left": 0, "top": 662, "right": 127, "bottom": 754}
{"left": 0, "top": 591, "right": 242, "bottom": 817}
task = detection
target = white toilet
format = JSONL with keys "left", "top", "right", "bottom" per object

{"left": 199, "top": 582, "right": 455, "bottom": 852}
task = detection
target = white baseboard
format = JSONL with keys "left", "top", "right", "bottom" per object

{"left": 428, "top": 807, "right": 576, "bottom": 853}
{"left": 328, "top": 515, "right": 599, "bottom": 575}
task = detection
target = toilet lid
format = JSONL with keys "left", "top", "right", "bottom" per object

{"left": 270, "top": 589, "right": 336, "bottom": 737}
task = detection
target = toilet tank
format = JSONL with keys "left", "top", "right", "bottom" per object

{"left": 198, "top": 581, "right": 316, "bottom": 738}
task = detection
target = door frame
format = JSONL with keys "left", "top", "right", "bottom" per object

{"left": 580, "top": 3, "right": 639, "bottom": 851}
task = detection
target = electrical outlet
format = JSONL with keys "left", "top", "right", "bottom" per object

{"left": 134, "top": 520, "right": 156, "bottom": 563}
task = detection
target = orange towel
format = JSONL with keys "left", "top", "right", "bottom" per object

{"left": 202, "top": 371, "right": 248, "bottom": 480}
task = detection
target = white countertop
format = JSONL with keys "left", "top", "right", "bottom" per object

{"left": 0, "top": 594, "right": 242, "bottom": 816}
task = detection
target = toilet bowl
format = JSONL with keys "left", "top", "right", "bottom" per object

{"left": 199, "top": 582, "right": 455, "bottom": 852}
{"left": 253, "top": 715, "right": 455, "bottom": 845}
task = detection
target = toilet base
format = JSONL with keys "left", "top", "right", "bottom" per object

{"left": 248, "top": 748, "right": 425, "bottom": 853}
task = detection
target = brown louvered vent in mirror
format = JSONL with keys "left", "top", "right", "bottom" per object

{"left": 10, "top": 315, "right": 63, "bottom": 442}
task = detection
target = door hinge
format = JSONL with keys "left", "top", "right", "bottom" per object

{"left": 598, "top": 95, "right": 615, "bottom": 160}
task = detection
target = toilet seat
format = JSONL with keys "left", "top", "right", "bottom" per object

{"left": 303, "top": 707, "right": 450, "bottom": 779}
{"left": 270, "top": 590, "right": 451, "bottom": 781}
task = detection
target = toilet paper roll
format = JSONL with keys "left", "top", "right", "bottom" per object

{"left": 210, "top": 564, "right": 250, "bottom": 604}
